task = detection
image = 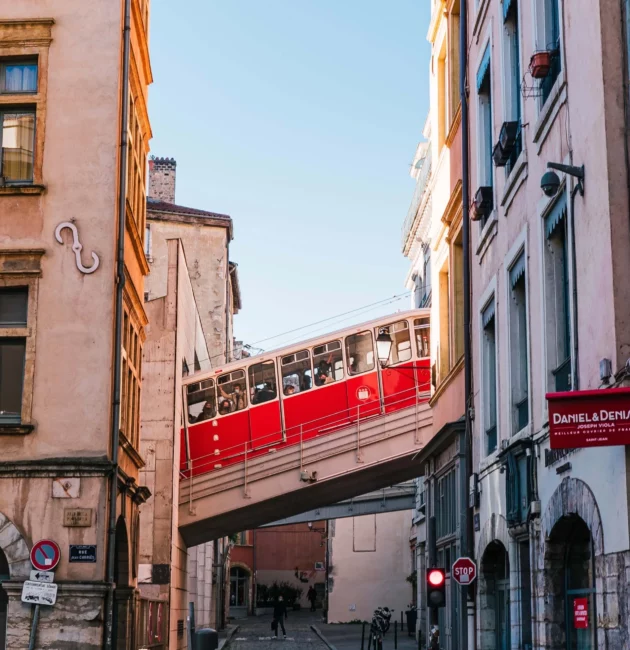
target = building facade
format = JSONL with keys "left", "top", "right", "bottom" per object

{"left": 467, "top": 0, "right": 630, "bottom": 648}
{"left": 403, "top": 2, "right": 466, "bottom": 648}
{"left": 0, "top": 2, "right": 152, "bottom": 648}
{"left": 138, "top": 158, "right": 241, "bottom": 648}
{"left": 327, "top": 513, "right": 414, "bottom": 624}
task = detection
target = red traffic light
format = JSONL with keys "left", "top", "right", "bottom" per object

{"left": 428, "top": 569, "right": 445, "bottom": 586}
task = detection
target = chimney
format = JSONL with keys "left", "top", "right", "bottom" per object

{"left": 148, "top": 156, "right": 177, "bottom": 204}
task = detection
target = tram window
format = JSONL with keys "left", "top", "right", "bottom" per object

{"left": 381, "top": 320, "right": 412, "bottom": 365}
{"left": 414, "top": 317, "right": 431, "bottom": 358}
{"left": 249, "top": 360, "right": 278, "bottom": 404}
{"left": 345, "top": 331, "right": 375, "bottom": 375}
{"left": 187, "top": 379, "right": 216, "bottom": 424}
{"left": 313, "top": 340, "right": 344, "bottom": 386}
{"left": 216, "top": 369, "right": 247, "bottom": 415}
{"left": 281, "top": 349, "right": 313, "bottom": 395}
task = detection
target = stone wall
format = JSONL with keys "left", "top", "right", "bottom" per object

{"left": 149, "top": 158, "right": 177, "bottom": 204}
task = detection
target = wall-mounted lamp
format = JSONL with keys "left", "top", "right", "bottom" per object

{"left": 541, "top": 162, "right": 585, "bottom": 198}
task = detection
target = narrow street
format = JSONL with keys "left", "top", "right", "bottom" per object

{"left": 227, "top": 611, "right": 327, "bottom": 649}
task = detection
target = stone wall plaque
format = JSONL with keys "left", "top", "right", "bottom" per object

{"left": 52, "top": 478, "right": 80, "bottom": 498}
{"left": 63, "top": 508, "right": 92, "bottom": 527}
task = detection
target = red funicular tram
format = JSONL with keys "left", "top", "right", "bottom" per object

{"left": 181, "top": 309, "right": 431, "bottom": 477}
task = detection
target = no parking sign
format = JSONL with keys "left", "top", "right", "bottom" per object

{"left": 30, "top": 540, "right": 61, "bottom": 571}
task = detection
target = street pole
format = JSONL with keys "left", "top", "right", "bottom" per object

{"left": 460, "top": 0, "right": 473, "bottom": 649}
{"left": 28, "top": 605, "right": 40, "bottom": 650}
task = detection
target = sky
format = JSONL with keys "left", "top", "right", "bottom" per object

{"left": 149, "top": 1, "right": 431, "bottom": 353}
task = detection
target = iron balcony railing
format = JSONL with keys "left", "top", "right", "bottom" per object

{"left": 401, "top": 148, "right": 433, "bottom": 252}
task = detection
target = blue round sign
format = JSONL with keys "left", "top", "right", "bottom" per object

{"left": 30, "top": 539, "right": 61, "bottom": 571}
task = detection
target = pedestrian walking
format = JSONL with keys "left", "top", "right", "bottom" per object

{"left": 272, "top": 595, "right": 288, "bottom": 639}
{"left": 307, "top": 586, "right": 317, "bottom": 612}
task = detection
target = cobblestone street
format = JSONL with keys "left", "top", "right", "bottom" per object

{"left": 226, "top": 611, "right": 327, "bottom": 649}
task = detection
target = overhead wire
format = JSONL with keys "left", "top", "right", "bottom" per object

{"left": 190, "top": 290, "right": 415, "bottom": 369}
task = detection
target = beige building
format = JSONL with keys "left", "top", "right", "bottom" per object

{"left": 0, "top": 2, "right": 152, "bottom": 649}
{"left": 327, "top": 512, "right": 414, "bottom": 623}
{"left": 139, "top": 158, "right": 241, "bottom": 648}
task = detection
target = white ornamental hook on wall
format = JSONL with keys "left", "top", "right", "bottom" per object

{"left": 54, "top": 221, "right": 100, "bottom": 274}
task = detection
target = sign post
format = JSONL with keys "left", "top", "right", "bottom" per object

{"left": 27, "top": 539, "right": 60, "bottom": 650}
{"left": 452, "top": 557, "right": 477, "bottom": 586}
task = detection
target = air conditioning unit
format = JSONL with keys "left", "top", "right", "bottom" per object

{"left": 492, "top": 121, "right": 520, "bottom": 167}
{"left": 314, "top": 562, "right": 325, "bottom": 571}
{"left": 472, "top": 186, "right": 493, "bottom": 221}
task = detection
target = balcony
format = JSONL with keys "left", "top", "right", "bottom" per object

{"left": 401, "top": 148, "right": 433, "bottom": 253}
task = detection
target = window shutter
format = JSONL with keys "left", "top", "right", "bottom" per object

{"left": 482, "top": 300, "right": 495, "bottom": 328}
{"left": 476, "top": 45, "right": 491, "bottom": 92}
{"left": 509, "top": 252, "right": 526, "bottom": 289}
{"left": 544, "top": 195, "right": 567, "bottom": 239}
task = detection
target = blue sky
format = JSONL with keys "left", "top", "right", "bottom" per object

{"left": 149, "top": 1, "right": 431, "bottom": 351}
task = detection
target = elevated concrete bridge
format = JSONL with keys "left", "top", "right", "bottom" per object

{"left": 178, "top": 402, "right": 431, "bottom": 545}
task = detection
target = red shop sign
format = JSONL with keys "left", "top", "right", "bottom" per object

{"left": 573, "top": 597, "right": 588, "bottom": 629}
{"left": 546, "top": 388, "right": 630, "bottom": 449}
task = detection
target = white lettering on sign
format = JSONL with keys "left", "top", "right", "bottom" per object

{"left": 21, "top": 581, "right": 57, "bottom": 606}
{"left": 553, "top": 410, "right": 630, "bottom": 425}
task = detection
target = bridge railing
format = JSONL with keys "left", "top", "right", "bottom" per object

{"left": 179, "top": 381, "right": 431, "bottom": 504}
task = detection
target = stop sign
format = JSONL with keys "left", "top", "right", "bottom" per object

{"left": 452, "top": 557, "right": 476, "bottom": 585}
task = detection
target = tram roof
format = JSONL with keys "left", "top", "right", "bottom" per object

{"left": 186, "top": 308, "right": 430, "bottom": 382}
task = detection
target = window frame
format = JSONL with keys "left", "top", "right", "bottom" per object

{"left": 186, "top": 378, "right": 217, "bottom": 425}
{"left": 501, "top": 0, "right": 523, "bottom": 175}
{"left": 0, "top": 21, "right": 53, "bottom": 192}
{"left": 0, "top": 266, "right": 40, "bottom": 433}
{"left": 280, "top": 349, "right": 313, "bottom": 397}
{"left": 535, "top": 0, "right": 563, "bottom": 108}
{"left": 506, "top": 235, "right": 531, "bottom": 436}
{"left": 0, "top": 59, "right": 38, "bottom": 95}
{"left": 476, "top": 42, "right": 494, "bottom": 196}
{"left": 312, "top": 339, "right": 344, "bottom": 387}
{"left": 248, "top": 359, "right": 279, "bottom": 407}
{"left": 216, "top": 369, "right": 247, "bottom": 416}
{"left": 480, "top": 294, "right": 498, "bottom": 456}
{"left": 0, "top": 108, "right": 36, "bottom": 184}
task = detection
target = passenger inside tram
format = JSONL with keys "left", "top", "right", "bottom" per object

{"left": 219, "top": 382, "right": 246, "bottom": 411}
{"left": 195, "top": 400, "right": 216, "bottom": 422}
{"left": 218, "top": 399, "right": 232, "bottom": 416}
{"left": 284, "top": 384, "right": 296, "bottom": 396}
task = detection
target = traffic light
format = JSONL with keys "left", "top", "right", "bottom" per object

{"left": 426, "top": 568, "right": 446, "bottom": 608}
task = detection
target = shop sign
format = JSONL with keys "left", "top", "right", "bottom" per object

{"left": 546, "top": 388, "right": 630, "bottom": 449}
{"left": 574, "top": 598, "right": 588, "bottom": 629}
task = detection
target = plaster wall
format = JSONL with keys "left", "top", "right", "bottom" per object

{"left": 328, "top": 511, "right": 413, "bottom": 623}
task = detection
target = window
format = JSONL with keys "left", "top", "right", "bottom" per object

{"left": 438, "top": 262, "right": 450, "bottom": 381}
{"left": 452, "top": 231, "right": 464, "bottom": 361}
{"left": 476, "top": 45, "right": 493, "bottom": 226}
{"left": 1, "top": 111, "right": 35, "bottom": 183}
{"left": 281, "top": 349, "right": 312, "bottom": 395}
{"left": 313, "top": 340, "right": 343, "bottom": 386}
{"left": 437, "top": 40, "right": 448, "bottom": 149}
{"left": 121, "top": 308, "right": 142, "bottom": 447}
{"left": 249, "top": 360, "right": 277, "bottom": 404}
{"left": 482, "top": 299, "right": 498, "bottom": 454}
{"left": 187, "top": 378, "right": 216, "bottom": 424}
{"left": 345, "top": 331, "right": 375, "bottom": 375}
{"left": 126, "top": 93, "right": 148, "bottom": 235}
{"left": 144, "top": 224, "right": 152, "bottom": 261}
{"left": 538, "top": 0, "right": 562, "bottom": 105}
{"left": 503, "top": 0, "right": 522, "bottom": 173}
{"left": 0, "top": 288, "right": 28, "bottom": 425}
{"left": 505, "top": 450, "right": 532, "bottom": 526}
{"left": 509, "top": 252, "right": 529, "bottom": 433}
{"left": 449, "top": 10, "right": 461, "bottom": 124}
{"left": 422, "top": 245, "right": 432, "bottom": 307}
{"left": 182, "top": 359, "right": 189, "bottom": 377}
{"left": 379, "top": 321, "right": 412, "bottom": 366}
{"left": 436, "top": 468, "right": 457, "bottom": 540}
{"left": 217, "top": 369, "right": 247, "bottom": 415}
{"left": 414, "top": 317, "right": 430, "bottom": 358}
{"left": 0, "top": 60, "right": 37, "bottom": 94}
{"left": 544, "top": 196, "right": 571, "bottom": 392}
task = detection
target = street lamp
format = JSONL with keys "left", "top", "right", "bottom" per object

{"left": 376, "top": 329, "right": 392, "bottom": 367}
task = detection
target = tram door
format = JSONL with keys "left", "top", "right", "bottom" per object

{"left": 248, "top": 360, "right": 283, "bottom": 449}
{"left": 344, "top": 330, "right": 380, "bottom": 420}
{"left": 379, "top": 320, "right": 418, "bottom": 413}
{"left": 413, "top": 317, "right": 431, "bottom": 394}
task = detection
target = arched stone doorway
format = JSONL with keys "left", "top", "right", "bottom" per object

{"left": 544, "top": 515, "right": 595, "bottom": 650}
{"left": 479, "top": 541, "right": 510, "bottom": 650}
{"left": 114, "top": 516, "right": 131, "bottom": 650}
{"left": 0, "top": 549, "right": 9, "bottom": 650}
{"left": 229, "top": 566, "right": 250, "bottom": 618}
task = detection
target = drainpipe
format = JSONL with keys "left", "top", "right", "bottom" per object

{"left": 569, "top": 183, "right": 580, "bottom": 390}
{"left": 225, "top": 241, "right": 230, "bottom": 364}
{"left": 104, "top": 0, "right": 131, "bottom": 647}
{"left": 460, "top": 1, "right": 473, "bottom": 649}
